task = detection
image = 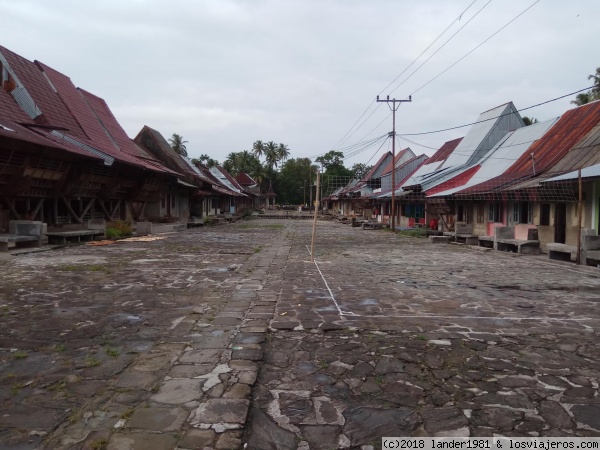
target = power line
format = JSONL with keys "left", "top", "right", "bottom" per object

{"left": 387, "top": 0, "right": 492, "bottom": 97}
{"left": 410, "top": 0, "right": 540, "bottom": 96}
{"left": 331, "top": 0, "right": 481, "bottom": 151}
{"left": 399, "top": 85, "right": 596, "bottom": 137}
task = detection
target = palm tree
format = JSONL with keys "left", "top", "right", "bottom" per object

{"left": 522, "top": 116, "right": 538, "bottom": 126}
{"left": 571, "top": 92, "right": 592, "bottom": 106}
{"left": 168, "top": 133, "right": 188, "bottom": 157}
{"left": 252, "top": 140, "right": 265, "bottom": 160}
{"left": 277, "top": 143, "right": 290, "bottom": 164}
{"left": 264, "top": 141, "right": 279, "bottom": 170}
{"left": 590, "top": 67, "right": 600, "bottom": 100}
{"left": 223, "top": 152, "right": 239, "bottom": 173}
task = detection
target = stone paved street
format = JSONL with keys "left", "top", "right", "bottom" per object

{"left": 0, "top": 220, "right": 599, "bottom": 450}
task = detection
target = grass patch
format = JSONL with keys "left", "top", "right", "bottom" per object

{"left": 54, "top": 343, "right": 66, "bottom": 352}
{"left": 106, "top": 220, "right": 133, "bottom": 239}
{"left": 121, "top": 407, "right": 135, "bottom": 420}
{"left": 10, "top": 382, "right": 24, "bottom": 395}
{"left": 105, "top": 348, "right": 119, "bottom": 358}
{"left": 396, "top": 228, "right": 428, "bottom": 238}
{"left": 85, "top": 357, "right": 101, "bottom": 368}
{"left": 12, "top": 350, "right": 28, "bottom": 359}
{"left": 48, "top": 379, "right": 67, "bottom": 392}
{"left": 90, "top": 439, "right": 109, "bottom": 450}
{"left": 254, "top": 246, "right": 263, "bottom": 253}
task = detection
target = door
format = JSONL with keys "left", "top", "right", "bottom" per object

{"left": 554, "top": 203, "right": 566, "bottom": 244}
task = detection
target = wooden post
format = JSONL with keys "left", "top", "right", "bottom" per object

{"left": 310, "top": 170, "right": 320, "bottom": 262}
{"left": 576, "top": 168, "right": 583, "bottom": 265}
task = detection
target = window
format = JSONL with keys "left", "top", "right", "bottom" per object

{"left": 211, "top": 198, "right": 219, "bottom": 209}
{"left": 488, "top": 203, "right": 502, "bottom": 222}
{"left": 514, "top": 202, "right": 533, "bottom": 224}
{"left": 476, "top": 204, "right": 485, "bottom": 223}
{"left": 540, "top": 203, "right": 550, "bottom": 226}
{"left": 404, "top": 204, "right": 424, "bottom": 219}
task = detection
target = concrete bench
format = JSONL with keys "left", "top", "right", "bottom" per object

{"left": 361, "top": 221, "right": 384, "bottom": 230}
{"left": 478, "top": 235, "right": 495, "bottom": 248}
{"left": 0, "top": 221, "right": 44, "bottom": 252}
{"left": 546, "top": 243, "right": 576, "bottom": 261}
{"left": 492, "top": 227, "right": 540, "bottom": 255}
{"left": 429, "top": 235, "right": 451, "bottom": 243}
{"left": 46, "top": 229, "right": 104, "bottom": 245}
{"left": 444, "top": 223, "right": 478, "bottom": 245}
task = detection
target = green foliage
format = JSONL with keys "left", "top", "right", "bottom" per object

{"left": 522, "top": 116, "right": 538, "bottom": 126}
{"left": 105, "top": 348, "right": 120, "bottom": 358}
{"left": 396, "top": 228, "right": 427, "bottom": 238}
{"left": 12, "top": 350, "right": 28, "bottom": 359}
{"left": 106, "top": 220, "right": 132, "bottom": 239}
{"left": 168, "top": 133, "right": 188, "bottom": 157}
{"left": 351, "top": 163, "right": 372, "bottom": 179}
{"left": 278, "top": 158, "right": 316, "bottom": 204}
{"left": 571, "top": 67, "right": 600, "bottom": 106}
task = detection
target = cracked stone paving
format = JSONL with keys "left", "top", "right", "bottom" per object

{"left": 0, "top": 220, "right": 599, "bottom": 450}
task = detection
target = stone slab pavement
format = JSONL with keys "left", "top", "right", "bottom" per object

{"left": 0, "top": 220, "right": 598, "bottom": 450}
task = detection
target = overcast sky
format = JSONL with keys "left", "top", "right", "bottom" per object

{"left": 2, "top": 0, "right": 599, "bottom": 166}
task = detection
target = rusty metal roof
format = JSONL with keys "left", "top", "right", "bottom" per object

{"left": 459, "top": 100, "right": 600, "bottom": 195}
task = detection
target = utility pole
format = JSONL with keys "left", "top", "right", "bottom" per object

{"left": 310, "top": 169, "right": 320, "bottom": 262}
{"left": 376, "top": 95, "right": 412, "bottom": 231}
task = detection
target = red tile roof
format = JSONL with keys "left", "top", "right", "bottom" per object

{"left": 0, "top": 46, "right": 87, "bottom": 139}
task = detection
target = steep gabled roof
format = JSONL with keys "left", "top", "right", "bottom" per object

{"left": 235, "top": 172, "right": 257, "bottom": 186}
{"left": 401, "top": 137, "right": 462, "bottom": 189}
{"left": 0, "top": 46, "right": 87, "bottom": 139}
{"left": 429, "top": 117, "right": 559, "bottom": 197}
{"left": 360, "top": 152, "right": 392, "bottom": 182}
{"left": 381, "top": 147, "right": 416, "bottom": 175}
{"left": 459, "top": 101, "right": 600, "bottom": 195}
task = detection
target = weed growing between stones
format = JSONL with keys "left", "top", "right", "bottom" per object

{"left": 85, "top": 357, "right": 101, "bottom": 367}
{"left": 10, "top": 382, "right": 23, "bottom": 395}
{"left": 105, "top": 348, "right": 119, "bottom": 358}
{"left": 90, "top": 438, "right": 108, "bottom": 450}
{"left": 12, "top": 350, "right": 28, "bottom": 359}
{"left": 121, "top": 407, "right": 134, "bottom": 420}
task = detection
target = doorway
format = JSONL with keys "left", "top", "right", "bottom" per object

{"left": 554, "top": 203, "right": 566, "bottom": 244}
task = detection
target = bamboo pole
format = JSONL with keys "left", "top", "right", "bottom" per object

{"left": 310, "top": 170, "right": 320, "bottom": 262}
{"left": 576, "top": 168, "right": 583, "bottom": 264}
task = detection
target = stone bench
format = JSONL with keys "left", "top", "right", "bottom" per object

{"left": 46, "top": 229, "right": 104, "bottom": 245}
{"left": 478, "top": 235, "right": 495, "bottom": 248}
{"left": 546, "top": 243, "right": 576, "bottom": 261}
{"left": 496, "top": 239, "right": 540, "bottom": 254}
{"left": 429, "top": 235, "right": 451, "bottom": 243}
{"left": 361, "top": 221, "right": 384, "bottom": 230}
{"left": 0, "top": 220, "right": 43, "bottom": 252}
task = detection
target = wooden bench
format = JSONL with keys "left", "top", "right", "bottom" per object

{"left": 494, "top": 227, "right": 540, "bottom": 255}
{"left": 0, "top": 221, "right": 43, "bottom": 252}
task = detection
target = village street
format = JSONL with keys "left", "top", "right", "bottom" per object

{"left": 1, "top": 220, "right": 599, "bottom": 450}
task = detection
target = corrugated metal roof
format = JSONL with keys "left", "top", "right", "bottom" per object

{"left": 49, "top": 130, "right": 114, "bottom": 165}
{"left": 420, "top": 102, "right": 524, "bottom": 191}
{"left": 543, "top": 163, "right": 600, "bottom": 182}
{"left": 401, "top": 137, "right": 462, "bottom": 188}
{"left": 235, "top": 172, "right": 257, "bottom": 186}
{"left": 380, "top": 154, "right": 428, "bottom": 193}
{"left": 0, "top": 46, "right": 88, "bottom": 140}
{"left": 431, "top": 117, "right": 559, "bottom": 197}
{"left": 209, "top": 166, "right": 248, "bottom": 196}
{"left": 381, "top": 147, "right": 416, "bottom": 175}
{"left": 459, "top": 100, "right": 600, "bottom": 195}
{"left": 0, "top": 86, "right": 33, "bottom": 123}
{"left": 360, "top": 152, "right": 392, "bottom": 182}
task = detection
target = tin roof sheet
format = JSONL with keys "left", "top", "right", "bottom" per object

{"left": 0, "top": 47, "right": 88, "bottom": 140}
{"left": 360, "top": 152, "right": 392, "bottom": 182}
{"left": 431, "top": 117, "right": 559, "bottom": 197}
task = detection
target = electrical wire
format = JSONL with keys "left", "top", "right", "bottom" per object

{"left": 387, "top": 0, "right": 493, "bottom": 97}
{"left": 399, "top": 85, "right": 596, "bottom": 137}
{"left": 330, "top": 0, "right": 481, "bottom": 151}
{"left": 410, "top": 0, "right": 540, "bottom": 96}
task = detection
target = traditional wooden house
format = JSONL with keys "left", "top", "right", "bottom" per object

{"left": 0, "top": 45, "right": 179, "bottom": 230}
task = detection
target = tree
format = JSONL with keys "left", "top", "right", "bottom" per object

{"left": 278, "top": 158, "right": 315, "bottom": 205}
{"left": 192, "top": 154, "right": 219, "bottom": 168}
{"left": 264, "top": 141, "right": 279, "bottom": 170}
{"left": 168, "top": 133, "right": 188, "bottom": 157}
{"left": 571, "top": 92, "right": 592, "bottom": 106}
{"left": 252, "top": 140, "right": 265, "bottom": 159}
{"left": 522, "top": 116, "right": 538, "bottom": 126}
{"left": 351, "top": 163, "right": 372, "bottom": 179}
{"left": 277, "top": 143, "right": 290, "bottom": 164}
{"left": 589, "top": 67, "right": 600, "bottom": 99}
{"left": 571, "top": 67, "right": 600, "bottom": 106}
{"left": 315, "top": 151, "right": 345, "bottom": 170}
